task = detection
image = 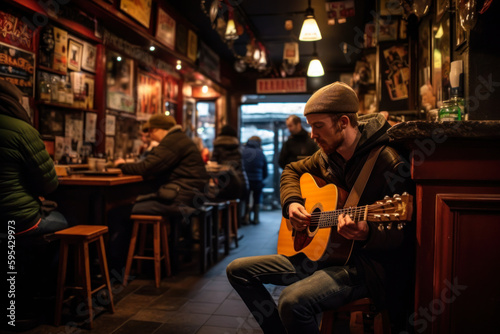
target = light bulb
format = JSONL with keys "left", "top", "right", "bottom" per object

{"left": 299, "top": 15, "right": 322, "bottom": 41}
{"left": 307, "top": 58, "right": 324, "bottom": 77}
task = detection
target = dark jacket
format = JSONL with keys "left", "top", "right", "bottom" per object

{"left": 210, "top": 135, "right": 249, "bottom": 200}
{"left": 280, "top": 114, "right": 414, "bottom": 320}
{"left": 242, "top": 139, "right": 268, "bottom": 182}
{"left": 120, "top": 125, "right": 209, "bottom": 206}
{"left": 0, "top": 83, "right": 59, "bottom": 233}
{"left": 278, "top": 128, "right": 319, "bottom": 169}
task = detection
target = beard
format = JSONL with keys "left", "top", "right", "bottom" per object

{"left": 316, "top": 123, "right": 344, "bottom": 155}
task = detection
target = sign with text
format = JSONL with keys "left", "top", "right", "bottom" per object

{"left": 0, "top": 42, "right": 35, "bottom": 96}
{"left": 257, "top": 78, "right": 307, "bottom": 94}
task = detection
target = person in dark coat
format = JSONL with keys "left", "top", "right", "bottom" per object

{"left": 227, "top": 82, "right": 414, "bottom": 334}
{"left": 210, "top": 125, "right": 248, "bottom": 201}
{"left": 0, "top": 80, "right": 68, "bottom": 330}
{"left": 242, "top": 136, "right": 268, "bottom": 224}
{"left": 117, "top": 114, "right": 209, "bottom": 214}
{"left": 278, "top": 115, "right": 319, "bottom": 169}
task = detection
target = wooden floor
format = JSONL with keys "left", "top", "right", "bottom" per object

{"left": 16, "top": 210, "right": 284, "bottom": 334}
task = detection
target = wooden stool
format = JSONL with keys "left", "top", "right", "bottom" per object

{"left": 319, "top": 298, "right": 391, "bottom": 334}
{"left": 228, "top": 199, "right": 240, "bottom": 248}
{"left": 54, "top": 225, "right": 115, "bottom": 329}
{"left": 204, "top": 201, "right": 230, "bottom": 261}
{"left": 123, "top": 215, "right": 171, "bottom": 288}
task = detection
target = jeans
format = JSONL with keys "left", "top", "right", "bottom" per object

{"left": 226, "top": 253, "right": 368, "bottom": 334}
{"left": 22, "top": 210, "right": 68, "bottom": 237}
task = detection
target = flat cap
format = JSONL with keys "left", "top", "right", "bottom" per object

{"left": 304, "top": 81, "right": 359, "bottom": 115}
{"left": 143, "top": 114, "right": 176, "bottom": 131}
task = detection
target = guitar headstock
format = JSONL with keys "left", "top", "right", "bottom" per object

{"left": 366, "top": 192, "right": 413, "bottom": 230}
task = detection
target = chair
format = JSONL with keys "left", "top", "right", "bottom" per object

{"left": 319, "top": 298, "right": 391, "bottom": 334}
{"left": 54, "top": 225, "right": 115, "bottom": 329}
{"left": 123, "top": 215, "right": 171, "bottom": 288}
{"left": 190, "top": 205, "right": 214, "bottom": 273}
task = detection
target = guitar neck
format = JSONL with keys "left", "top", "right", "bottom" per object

{"left": 313, "top": 206, "right": 368, "bottom": 228}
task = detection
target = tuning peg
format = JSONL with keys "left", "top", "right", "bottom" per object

{"left": 393, "top": 213, "right": 400, "bottom": 220}
{"left": 402, "top": 192, "right": 408, "bottom": 196}
{"left": 374, "top": 214, "right": 381, "bottom": 219}
{"left": 393, "top": 194, "right": 400, "bottom": 198}
{"left": 395, "top": 197, "right": 402, "bottom": 202}
{"left": 378, "top": 224, "right": 384, "bottom": 231}
{"left": 376, "top": 201, "right": 384, "bottom": 205}
{"left": 384, "top": 214, "right": 391, "bottom": 220}
{"left": 397, "top": 223, "right": 405, "bottom": 230}
{"left": 384, "top": 195, "right": 390, "bottom": 200}
{"left": 387, "top": 223, "right": 392, "bottom": 230}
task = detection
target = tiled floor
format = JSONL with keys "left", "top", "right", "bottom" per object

{"left": 15, "top": 210, "right": 285, "bottom": 334}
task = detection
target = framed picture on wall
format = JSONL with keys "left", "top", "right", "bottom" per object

{"left": 187, "top": 29, "right": 198, "bottom": 62}
{"left": 418, "top": 17, "right": 436, "bottom": 113}
{"left": 106, "top": 51, "right": 135, "bottom": 113}
{"left": 120, "top": 0, "right": 152, "bottom": 28}
{"left": 67, "top": 39, "right": 83, "bottom": 71}
{"left": 82, "top": 42, "right": 97, "bottom": 73}
{"left": 156, "top": 7, "right": 176, "bottom": 50}
{"left": 378, "top": 43, "right": 410, "bottom": 111}
{"left": 137, "top": 71, "right": 162, "bottom": 120}
{"left": 432, "top": 13, "right": 451, "bottom": 106}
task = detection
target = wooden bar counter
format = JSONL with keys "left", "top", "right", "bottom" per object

{"left": 387, "top": 120, "right": 500, "bottom": 334}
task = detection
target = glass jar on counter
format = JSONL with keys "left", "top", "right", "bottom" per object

{"left": 439, "top": 99, "right": 462, "bottom": 121}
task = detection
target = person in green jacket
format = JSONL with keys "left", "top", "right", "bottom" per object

{"left": 0, "top": 80, "right": 67, "bottom": 236}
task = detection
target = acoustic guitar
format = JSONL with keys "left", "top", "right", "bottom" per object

{"left": 277, "top": 173, "right": 413, "bottom": 265}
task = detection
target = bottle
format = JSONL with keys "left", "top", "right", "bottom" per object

{"left": 58, "top": 77, "right": 67, "bottom": 104}
{"left": 439, "top": 100, "right": 462, "bottom": 121}
{"left": 39, "top": 75, "right": 51, "bottom": 102}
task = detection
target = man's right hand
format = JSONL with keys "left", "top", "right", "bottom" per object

{"left": 288, "top": 202, "right": 311, "bottom": 231}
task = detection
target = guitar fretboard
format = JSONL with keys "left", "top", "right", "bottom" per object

{"left": 310, "top": 206, "right": 368, "bottom": 228}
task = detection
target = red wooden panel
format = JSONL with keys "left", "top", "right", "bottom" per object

{"left": 434, "top": 194, "right": 500, "bottom": 334}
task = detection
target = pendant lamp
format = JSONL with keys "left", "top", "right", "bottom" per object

{"left": 307, "top": 42, "right": 324, "bottom": 77}
{"left": 299, "top": 0, "right": 322, "bottom": 41}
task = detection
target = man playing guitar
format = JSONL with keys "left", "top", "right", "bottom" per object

{"left": 226, "top": 82, "right": 414, "bottom": 334}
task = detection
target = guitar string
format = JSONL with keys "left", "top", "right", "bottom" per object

{"left": 308, "top": 203, "right": 396, "bottom": 228}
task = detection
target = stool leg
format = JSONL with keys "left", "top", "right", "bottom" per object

{"left": 349, "top": 311, "right": 364, "bottom": 334}
{"left": 137, "top": 223, "right": 147, "bottom": 274}
{"left": 123, "top": 221, "right": 139, "bottom": 286}
{"left": 82, "top": 241, "right": 94, "bottom": 329}
{"left": 97, "top": 236, "right": 115, "bottom": 313}
{"left": 231, "top": 203, "right": 239, "bottom": 248}
{"left": 223, "top": 208, "right": 230, "bottom": 255}
{"left": 54, "top": 241, "right": 69, "bottom": 326}
{"left": 160, "top": 221, "right": 171, "bottom": 277}
{"left": 198, "top": 215, "right": 207, "bottom": 274}
{"left": 153, "top": 221, "right": 161, "bottom": 288}
{"left": 212, "top": 209, "right": 221, "bottom": 262}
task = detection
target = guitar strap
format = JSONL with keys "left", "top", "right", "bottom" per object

{"left": 343, "top": 145, "right": 385, "bottom": 208}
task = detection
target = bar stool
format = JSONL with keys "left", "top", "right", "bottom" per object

{"left": 204, "top": 200, "right": 230, "bottom": 261}
{"left": 228, "top": 199, "right": 240, "bottom": 248}
{"left": 54, "top": 225, "right": 115, "bottom": 329}
{"left": 319, "top": 298, "right": 391, "bottom": 334}
{"left": 123, "top": 215, "right": 171, "bottom": 288}
{"left": 190, "top": 205, "right": 213, "bottom": 273}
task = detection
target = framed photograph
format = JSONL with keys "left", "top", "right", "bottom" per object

{"left": 164, "top": 76, "right": 179, "bottom": 102}
{"left": 67, "top": 39, "right": 83, "bottom": 71}
{"left": 65, "top": 112, "right": 84, "bottom": 155}
{"left": 39, "top": 108, "right": 65, "bottom": 138}
{"left": 105, "top": 114, "right": 116, "bottom": 136}
{"left": 378, "top": 19, "right": 399, "bottom": 42}
{"left": 187, "top": 29, "right": 198, "bottom": 62}
{"left": 0, "top": 42, "right": 35, "bottom": 96}
{"left": 156, "top": 7, "right": 176, "bottom": 50}
{"left": 137, "top": 71, "right": 162, "bottom": 120}
{"left": 120, "top": 0, "right": 152, "bottom": 28}
{"left": 82, "top": 42, "right": 97, "bottom": 72}
{"left": 378, "top": 43, "right": 410, "bottom": 111}
{"left": 106, "top": 51, "right": 135, "bottom": 113}
{"left": 379, "top": 0, "right": 404, "bottom": 16}
{"left": 52, "top": 26, "right": 68, "bottom": 73}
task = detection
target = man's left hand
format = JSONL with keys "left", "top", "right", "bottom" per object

{"left": 337, "top": 213, "right": 369, "bottom": 240}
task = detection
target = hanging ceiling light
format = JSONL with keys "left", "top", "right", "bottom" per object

{"left": 307, "top": 42, "right": 324, "bottom": 77}
{"left": 299, "top": 0, "right": 322, "bottom": 41}
{"left": 225, "top": 18, "right": 238, "bottom": 40}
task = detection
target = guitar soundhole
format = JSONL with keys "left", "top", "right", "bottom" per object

{"left": 309, "top": 207, "right": 321, "bottom": 233}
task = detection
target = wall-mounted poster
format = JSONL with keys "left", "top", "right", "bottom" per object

{"left": 52, "top": 26, "right": 68, "bottom": 73}
{"left": 187, "top": 30, "right": 198, "bottom": 62}
{"left": 137, "top": 71, "right": 162, "bottom": 120}
{"left": 378, "top": 43, "right": 410, "bottom": 111}
{"left": 65, "top": 112, "right": 84, "bottom": 155}
{"left": 67, "top": 39, "right": 83, "bottom": 71}
{"left": 378, "top": 19, "right": 399, "bottom": 41}
{"left": 120, "top": 0, "right": 152, "bottom": 28}
{"left": 82, "top": 42, "right": 97, "bottom": 72}
{"left": 39, "top": 108, "right": 64, "bottom": 138}
{"left": 85, "top": 112, "right": 97, "bottom": 143}
{"left": 0, "top": 42, "right": 35, "bottom": 96}
{"left": 106, "top": 51, "right": 135, "bottom": 113}
{"left": 0, "top": 10, "right": 34, "bottom": 51}
{"left": 156, "top": 8, "right": 176, "bottom": 50}
{"left": 164, "top": 76, "right": 178, "bottom": 102}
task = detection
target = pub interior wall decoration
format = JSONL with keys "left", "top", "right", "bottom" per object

{"left": 67, "top": 39, "right": 83, "bottom": 72}
{"left": 156, "top": 7, "right": 176, "bottom": 50}
{"left": 432, "top": 12, "right": 451, "bottom": 106}
{"left": 0, "top": 42, "right": 35, "bottom": 96}
{"left": 136, "top": 71, "right": 162, "bottom": 120}
{"left": 106, "top": 51, "right": 135, "bottom": 113}
{"left": 378, "top": 43, "right": 410, "bottom": 111}
{"left": 52, "top": 26, "right": 68, "bottom": 73}
{"left": 39, "top": 108, "right": 64, "bottom": 138}
{"left": 81, "top": 42, "right": 97, "bottom": 73}
{"left": 0, "top": 10, "right": 34, "bottom": 51}
{"left": 120, "top": 0, "right": 152, "bottom": 29}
